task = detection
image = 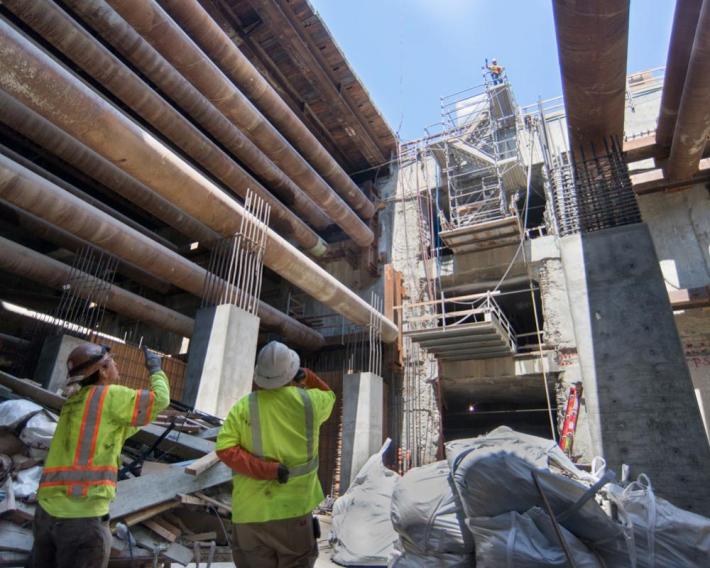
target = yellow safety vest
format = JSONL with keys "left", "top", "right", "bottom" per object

{"left": 217, "top": 385, "right": 335, "bottom": 523}
{"left": 38, "top": 371, "right": 170, "bottom": 518}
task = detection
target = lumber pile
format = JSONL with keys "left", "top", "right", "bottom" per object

{"left": 0, "top": 370, "right": 235, "bottom": 567}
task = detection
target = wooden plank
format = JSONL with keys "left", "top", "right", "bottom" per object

{"left": 110, "top": 463, "right": 232, "bottom": 519}
{"left": 184, "top": 531, "right": 217, "bottom": 542}
{"left": 177, "top": 493, "right": 205, "bottom": 507}
{"left": 142, "top": 519, "right": 178, "bottom": 543}
{"left": 121, "top": 500, "right": 178, "bottom": 527}
{"left": 185, "top": 451, "right": 219, "bottom": 476}
{"left": 193, "top": 492, "right": 231, "bottom": 514}
{"left": 130, "top": 424, "right": 215, "bottom": 460}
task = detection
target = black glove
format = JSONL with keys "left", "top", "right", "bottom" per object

{"left": 142, "top": 346, "right": 162, "bottom": 375}
{"left": 277, "top": 464, "right": 290, "bottom": 484}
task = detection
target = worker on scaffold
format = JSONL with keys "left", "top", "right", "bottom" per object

{"left": 486, "top": 58, "right": 505, "bottom": 85}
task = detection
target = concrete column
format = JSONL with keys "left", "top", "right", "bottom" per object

{"left": 184, "top": 304, "right": 259, "bottom": 418}
{"left": 35, "top": 334, "right": 86, "bottom": 392}
{"left": 560, "top": 224, "right": 710, "bottom": 515}
{"left": 340, "top": 372, "right": 383, "bottom": 491}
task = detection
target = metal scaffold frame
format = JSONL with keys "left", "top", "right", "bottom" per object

{"left": 437, "top": 76, "right": 525, "bottom": 231}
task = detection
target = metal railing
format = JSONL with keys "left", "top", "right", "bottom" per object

{"left": 398, "top": 291, "right": 517, "bottom": 353}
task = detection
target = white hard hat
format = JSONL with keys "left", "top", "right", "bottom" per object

{"left": 253, "top": 341, "right": 300, "bottom": 390}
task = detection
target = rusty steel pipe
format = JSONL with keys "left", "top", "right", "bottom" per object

{"left": 0, "top": 22, "right": 397, "bottom": 342}
{"left": 0, "top": 236, "right": 195, "bottom": 338}
{"left": 0, "top": 92, "right": 219, "bottom": 248}
{"left": 161, "top": 0, "right": 376, "bottom": 220}
{"left": 105, "top": 0, "right": 374, "bottom": 247}
{"left": 656, "top": 0, "right": 703, "bottom": 149}
{"left": 1, "top": 1, "right": 326, "bottom": 255}
{"left": 60, "top": 0, "right": 331, "bottom": 234}
{"left": 553, "top": 0, "right": 629, "bottom": 157}
{"left": 0, "top": 153, "right": 324, "bottom": 349}
{"left": 0, "top": 141, "right": 179, "bottom": 252}
{"left": 0, "top": 200, "right": 173, "bottom": 294}
{"left": 667, "top": 0, "right": 710, "bottom": 181}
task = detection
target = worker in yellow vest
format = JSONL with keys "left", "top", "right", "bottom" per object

{"left": 486, "top": 58, "right": 505, "bottom": 85}
{"left": 216, "top": 341, "right": 335, "bottom": 567}
{"left": 29, "top": 343, "right": 170, "bottom": 568}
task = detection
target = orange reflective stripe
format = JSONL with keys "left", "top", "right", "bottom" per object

{"left": 41, "top": 468, "right": 117, "bottom": 484}
{"left": 87, "top": 386, "right": 109, "bottom": 465}
{"left": 73, "top": 386, "right": 98, "bottom": 465}
{"left": 131, "top": 389, "right": 155, "bottom": 426}
{"left": 74, "top": 386, "right": 107, "bottom": 466}
{"left": 40, "top": 465, "right": 117, "bottom": 497}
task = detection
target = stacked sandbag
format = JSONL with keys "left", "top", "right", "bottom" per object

{"left": 467, "top": 508, "right": 603, "bottom": 568}
{"left": 446, "top": 427, "right": 630, "bottom": 566}
{"left": 331, "top": 440, "right": 400, "bottom": 566}
{"left": 604, "top": 475, "right": 710, "bottom": 567}
{"left": 389, "top": 461, "right": 473, "bottom": 567}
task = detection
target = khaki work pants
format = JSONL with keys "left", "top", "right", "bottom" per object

{"left": 28, "top": 505, "right": 111, "bottom": 568}
{"left": 231, "top": 514, "right": 318, "bottom": 568}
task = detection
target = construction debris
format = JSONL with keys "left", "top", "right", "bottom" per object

{"left": 326, "top": 425, "right": 710, "bottom": 567}
{"left": 0, "top": 370, "right": 236, "bottom": 566}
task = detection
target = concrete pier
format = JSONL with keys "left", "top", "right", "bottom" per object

{"left": 184, "top": 304, "right": 260, "bottom": 418}
{"left": 561, "top": 223, "right": 710, "bottom": 514}
{"left": 340, "top": 372, "right": 383, "bottom": 491}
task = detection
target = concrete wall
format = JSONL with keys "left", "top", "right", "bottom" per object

{"left": 560, "top": 224, "right": 710, "bottom": 515}
{"left": 384, "top": 157, "right": 441, "bottom": 464}
{"left": 639, "top": 184, "right": 710, "bottom": 441}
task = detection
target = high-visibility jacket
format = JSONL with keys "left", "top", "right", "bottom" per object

{"left": 216, "top": 384, "right": 335, "bottom": 523}
{"left": 38, "top": 371, "right": 170, "bottom": 518}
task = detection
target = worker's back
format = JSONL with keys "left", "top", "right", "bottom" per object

{"left": 217, "top": 384, "right": 335, "bottom": 523}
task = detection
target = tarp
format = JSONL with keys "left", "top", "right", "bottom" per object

{"left": 390, "top": 461, "right": 472, "bottom": 555}
{"left": 388, "top": 540, "right": 473, "bottom": 567}
{"left": 467, "top": 508, "right": 603, "bottom": 568}
{"left": 331, "top": 440, "right": 399, "bottom": 566}
{"left": 0, "top": 400, "right": 43, "bottom": 431}
{"left": 606, "top": 475, "right": 710, "bottom": 568}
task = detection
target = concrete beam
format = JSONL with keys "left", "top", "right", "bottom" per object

{"left": 669, "top": 285, "right": 710, "bottom": 310}
{"left": 631, "top": 157, "right": 710, "bottom": 194}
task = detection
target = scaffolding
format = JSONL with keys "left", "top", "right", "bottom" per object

{"left": 435, "top": 77, "right": 527, "bottom": 232}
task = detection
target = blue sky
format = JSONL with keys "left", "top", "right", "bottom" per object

{"left": 310, "top": 0, "right": 676, "bottom": 142}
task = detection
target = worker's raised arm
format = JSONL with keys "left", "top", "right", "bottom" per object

{"left": 301, "top": 368, "right": 336, "bottom": 424}
{"left": 302, "top": 368, "right": 331, "bottom": 392}
{"left": 107, "top": 347, "right": 170, "bottom": 427}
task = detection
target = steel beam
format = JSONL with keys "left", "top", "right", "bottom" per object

{"left": 667, "top": 0, "right": 710, "bottom": 180}
{"left": 0, "top": 236, "right": 195, "bottom": 338}
{"left": 0, "top": 20, "right": 396, "bottom": 342}
{"left": 161, "top": 0, "right": 378, "bottom": 217}
{"left": 105, "top": 0, "right": 374, "bottom": 246}
{"left": 656, "top": 0, "right": 703, "bottom": 148}
{"left": 0, "top": 153, "right": 324, "bottom": 348}
{"left": 553, "top": 0, "right": 629, "bottom": 157}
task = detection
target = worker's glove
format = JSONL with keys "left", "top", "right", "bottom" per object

{"left": 142, "top": 346, "right": 162, "bottom": 375}
{"left": 277, "top": 464, "right": 290, "bottom": 484}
